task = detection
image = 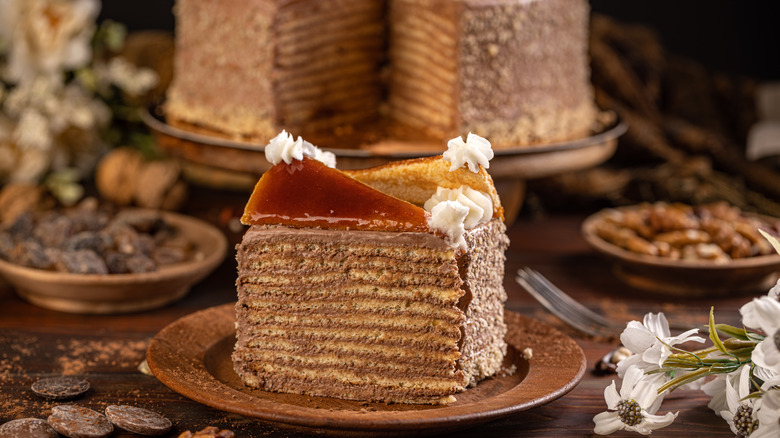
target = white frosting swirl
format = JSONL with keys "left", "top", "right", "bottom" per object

{"left": 427, "top": 200, "right": 469, "bottom": 250}
{"left": 265, "top": 130, "right": 336, "bottom": 168}
{"left": 443, "top": 132, "right": 494, "bottom": 173}
{"left": 424, "top": 186, "right": 492, "bottom": 229}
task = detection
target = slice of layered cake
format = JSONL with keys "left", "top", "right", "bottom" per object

{"left": 233, "top": 132, "right": 510, "bottom": 404}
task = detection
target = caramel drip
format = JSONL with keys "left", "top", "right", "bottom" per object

{"left": 242, "top": 158, "right": 430, "bottom": 232}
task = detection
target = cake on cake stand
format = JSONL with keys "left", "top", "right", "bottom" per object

{"left": 142, "top": 107, "right": 625, "bottom": 224}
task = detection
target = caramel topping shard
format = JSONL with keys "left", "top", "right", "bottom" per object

{"left": 242, "top": 158, "right": 430, "bottom": 232}
{"left": 345, "top": 156, "right": 504, "bottom": 220}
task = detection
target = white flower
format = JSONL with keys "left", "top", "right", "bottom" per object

{"left": 740, "top": 295, "right": 780, "bottom": 375}
{"left": 720, "top": 365, "right": 759, "bottom": 437}
{"left": 701, "top": 374, "right": 730, "bottom": 417}
{"left": 0, "top": 0, "right": 100, "bottom": 83}
{"left": 752, "top": 387, "right": 780, "bottom": 438}
{"left": 617, "top": 312, "right": 705, "bottom": 378}
{"left": 767, "top": 278, "right": 780, "bottom": 300}
{"left": 101, "top": 57, "right": 158, "bottom": 97}
{"left": 593, "top": 366, "right": 677, "bottom": 435}
{"left": 443, "top": 132, "right": 493, "bottom": 173}
{"left": 423, "top": 186, "right": 492, "bottom": 229}
{"left": 427, "top": 200, "right": 469, "bottom": 250}
{"left": 264, "top": 130, "right": 336, "bottom": 167}
{"left": 13, "top": 109, "right": 51, "bottom": 150}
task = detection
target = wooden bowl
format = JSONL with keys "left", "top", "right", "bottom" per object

{"left": 0, "top": 211, "right": 228, "bottom": 314}
{"left": 582, "top": 208, "right": 780, "bottom": 297}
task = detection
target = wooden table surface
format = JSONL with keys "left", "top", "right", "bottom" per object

{"left": 0, "top": 190, "right": 752, "bottom": 437}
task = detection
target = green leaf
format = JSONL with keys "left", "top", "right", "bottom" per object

{"left": 709, "top": 307, "right": 730, "bottom": 356}
{"left": 658, "top": 368, "right": 712, "bottom": 394}
{"left": 714, "top": 324, "right": 752, "bottom": 341}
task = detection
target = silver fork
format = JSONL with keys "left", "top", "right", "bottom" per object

{"left": 516, "top": 267, "right": 623, "bottom": 338}
{"left": 516, "top": 267, "right": 703, "bottom": 338}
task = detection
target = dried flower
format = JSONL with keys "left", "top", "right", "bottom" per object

{"left": 752, "top": 387, "right": 780, "bottom": 438}
{"left": 740, "top": 294, "right": 780, "bottom": 376}
{"left": 593, "top": 366, "right": 677, "bottom": 435}
{"left": 0, "top": 0, "right": 99, "bottom": 83}
{"left": 0, "top": 0, "right": 152, "bottom": 191}
{"left": 595, "top": 231, "right": 780, "bottom": 435}
{"left": 617, "top": 312, "right": 704, "bottom": 378}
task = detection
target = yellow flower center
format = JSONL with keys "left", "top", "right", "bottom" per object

{"left": 616, "top": 399, "right": 643, "bottom": 426}
{"left": 733, "top": 405, "right": 758, "bottom": 437}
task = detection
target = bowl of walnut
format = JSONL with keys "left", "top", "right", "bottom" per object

{"left": 581, "top": 202, "right": 780, "bottom": 296}
{"left": 0, "top": 201, "right": 228, "bottom": 314}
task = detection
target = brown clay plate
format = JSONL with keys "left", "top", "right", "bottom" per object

{"left": 0, "top": 210, "right": 228, "bottom": 314}
{"left": 146, "top": 303, "right": 586, "bottom": 437}
{"left": 582, "top": 208, "right": 780, "bottom": 296}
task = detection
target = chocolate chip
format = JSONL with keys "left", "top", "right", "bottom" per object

{"left": 0, "top": 418, "right": 58, "bottom": 438}
{"left": 105, "top": 405, "right": 172, "bottom": 436}
{"left": 31, "top": 376, "right": 90, "bottom": 400}
{"left": 47, "top": 405, "right": 113, "bottom": 438}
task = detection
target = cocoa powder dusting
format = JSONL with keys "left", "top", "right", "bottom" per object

{"left": 55, "top": 339, "right": 149, "bottom": 375}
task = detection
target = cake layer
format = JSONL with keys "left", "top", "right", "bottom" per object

{"left": 233, "top": 219, "right": 508, "bottom": 404}
{"left": 239, "top": 311, "right": 463, "bottom": 340}
{"left": 273, "top": 0, "right": 385, "bottom": 133}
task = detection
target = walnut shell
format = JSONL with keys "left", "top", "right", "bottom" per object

{"left": 134, "top": 159, "right": 187, "bottom": 210}
{"left": 95, "top": 147, "right": 145, "bottom": 206}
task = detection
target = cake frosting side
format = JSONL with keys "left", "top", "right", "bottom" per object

{"left": 389, "top": 0, "right": 597, "bottom": 148}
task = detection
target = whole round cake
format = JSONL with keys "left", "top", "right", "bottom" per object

{"left": 165, "top": 0, "right": 596, "bottom": 149}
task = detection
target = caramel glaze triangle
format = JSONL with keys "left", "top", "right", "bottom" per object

{"left": 241, "top": 158, "right": 431, "bottom": 232}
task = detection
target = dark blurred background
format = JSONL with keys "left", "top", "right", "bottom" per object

{"left": 98, "top": 0, "right": 780, "bottom": 80}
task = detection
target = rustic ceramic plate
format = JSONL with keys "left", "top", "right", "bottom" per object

{"left": 582, "top": 208, "right": 780, "bottom": 296}
{"left": 146, "top": 304, "right": 586, "bottom": 437}
{"left": 0, "top": 210, "right": 228, "bottom": 314}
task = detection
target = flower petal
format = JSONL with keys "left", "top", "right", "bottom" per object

{"left": 643, "top": 312, "right": 671, "bottom": 338}
{"left": 616, "top": 354, "right": 645, "bottom": 378}
{"left": 740, "top": 296, "right": 780, "bottom": 333}
{"left": 753, "top": 337, "right": 780, "bottom": 374}
{"left": 633, "top": 411, "right": 677, "bottom": 435}
{"left": 593, "top": 412, "right": 624, "bottom": 435}
{"left": 620, "top": 366, "right": 644, "bottom": 398}
{"left": 604, "top": 380, "right": 620, "bottom": 408}
{"left": 621, "top": 324, "right": 656, "bottom": 354}
{"left": 632, "top": 377, "right": 663, "bottom": 412}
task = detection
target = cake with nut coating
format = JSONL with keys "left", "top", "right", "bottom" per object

{"left": 166, "top": 0, "right": 596, "bottom": 149}
{"left": 232, "top": 132, "right": 509, "bottom": 404}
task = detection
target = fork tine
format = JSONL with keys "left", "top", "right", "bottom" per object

{"left": 516, "top": 267, "right": 621, "bottom": 338}
{"left": 524, "top": 268, "right": 618, "bottom": 330}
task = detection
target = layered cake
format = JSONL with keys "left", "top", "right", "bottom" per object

{"left": 389, "top": 0, "right": 596, "bottom": 147}
{"left": 165, "top": 0, "right": 596, "bottom": 149}
{"left": 232, "top": 131, "right": 510, "bottom": 404}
